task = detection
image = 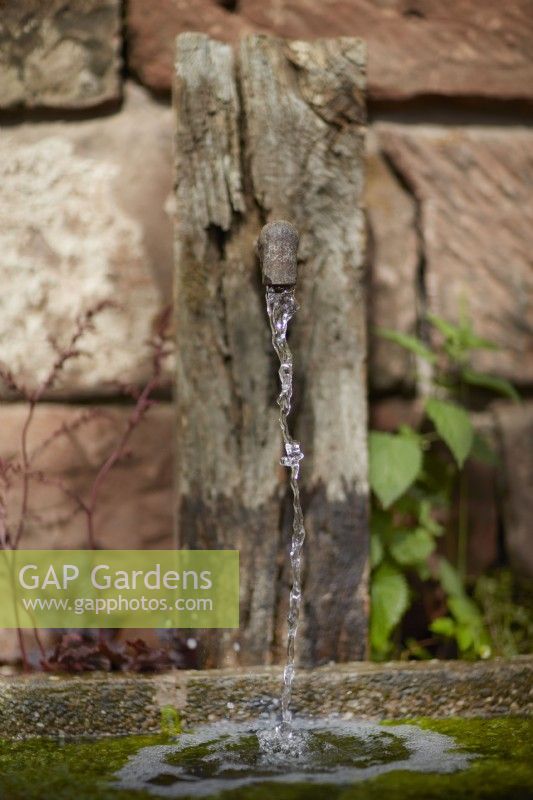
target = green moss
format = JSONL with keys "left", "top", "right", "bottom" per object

{"left": 159, "top": 717, "right": 533, "bottom": 799}
{"left": 0, "top": 717, "right": 531, "bottom": 800}
{"left": 330, "top": 718, "right": 533, "bottom": 800}
{"left": 160, "top": 706, "right": 181, "bottom": 737}
{"left": 0, "top": 735, "right": 161, "bottom": 800}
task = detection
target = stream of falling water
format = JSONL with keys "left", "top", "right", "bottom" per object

{"left": 265, "top": 286, "right": 306, "bottom": 738}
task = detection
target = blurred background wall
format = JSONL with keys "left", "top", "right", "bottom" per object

{"left": 0, "top": 1, "right": 532, "bottom": 658}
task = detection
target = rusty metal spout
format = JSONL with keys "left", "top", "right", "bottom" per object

{"left": 258, "top": 221, "right": 299, "bottom": 288}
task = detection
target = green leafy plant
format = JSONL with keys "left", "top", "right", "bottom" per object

{"left": 474, "top": 570, "right": 533, "bottom": 657}
{"left": 370, "top": 312, "right": 519, "bottom": 661}
{"left": 430, "top": 559, "right": 491, "bottom": 659}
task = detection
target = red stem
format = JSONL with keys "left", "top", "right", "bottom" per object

{"left": 16, "top": 628, "right": 30, "bottom": 672}
{"left": 33, "top": 628, "right": 47, "bottom": 661}
{"left": 84, "top": 372, "right": 160, "bottom": 548}
{"left": 1, "top": 302, "right": 115, "bottom": 669}
{"left": 14, "top": 401, "right": 36, "bottom": 550}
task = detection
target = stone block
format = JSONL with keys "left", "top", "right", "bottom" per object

{"left": 365, "top": 134, "right": 419, "bottom": 391}
{"left": 126, "top": 0, "right": 533, "bottom": 101}
{"left": 0, "top": 83, "right": 174, "bottom": 398}
{"left": 494, "top": 402, "right": 533, "bottom": 578}
{"left": 379, "top": 125, "right": 533, "bottom": 385}
{"left": 0, "top": 0, "right": 122, "bottom": 108}
{"left": 0, "top": 402, "right": 175, "bottom": 550}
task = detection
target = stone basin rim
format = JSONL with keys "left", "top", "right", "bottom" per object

{"left": 0, "top": 656, "right": 531, "bottom": 740}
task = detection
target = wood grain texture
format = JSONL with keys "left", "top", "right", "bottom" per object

{"left": 174, "top": 33, "right": 368, "bottom": 667}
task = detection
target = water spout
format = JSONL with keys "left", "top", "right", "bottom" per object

{"left": 259, "top": 220, "right": 306, "bottom": 737}
{"left": 258, "top": 220, "right": 299, "bottom": 288}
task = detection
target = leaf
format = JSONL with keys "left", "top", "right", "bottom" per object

{"left": 438, "top": 558, "right": 464, "bottom": 597}
{"left": 370, "top": 562, "right": 410, "bottom": 656}
{"left": 418, "top": 499, "right": 444, "bottom": 537}
{"left": 370, "top": 532, "right": 384, "bottom": 568}
{"left": 425, "top": 397, "right": 473, "bottom": 467}
{"left": 428, "top": 313, "right": 498, "bottom": 352}
{"left": 405, "top": 638, "right": 432, "bottom": 660}
{"left": 458, "top": 332, "right": 499, "bottom": 352}
{"left": 371, "top": 508, "right": 396, "bottom": 542}
{"left": 398, "top": 424, "right": 424, "bottom": 443}
{"left": 430, "top": 616, "right": 456, "bottom": 637}
{"left": 456, "top": 623, "right": 474, "bottom": 652}
{"left": 434, "top": 560, "right": 493, "bottom": 658}
{"left": 427, "top": 312, "right": 460, "bottom": 341}
{"left": 377, "top": 329, "right": 436, "bottom": 363}
{"left": 416, "top": 562, "right": 431, "bottom": 581}
{"left": 470, "top": 433, "right": 498, "bottom": 466}
{"left": 461, "top": 368, "right": 520, "bottom": 402}
{"left": 390, "top": 527, "right": 436, "bottom": 566}
{"left": 448, "top": 595, "right": 482, "bottom": 625}
{"left": 448, "top": 591, "right": 492, "bottom": 658}
{"left": 369, "top": 431, "right": 423, "bottom": 509}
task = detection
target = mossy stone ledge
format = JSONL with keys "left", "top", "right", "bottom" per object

{"left": 0, "top": 657, "right": 531, "bottom": 739}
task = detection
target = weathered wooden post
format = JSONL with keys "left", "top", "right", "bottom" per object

{"left": 174, "top": 33, "right": 368, "bottom": 668}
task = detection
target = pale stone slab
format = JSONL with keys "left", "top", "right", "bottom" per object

{"left": 0, "top": 0, "right": 122, "bottom": 108}
{"left": 0, "top": 83, "right": 173, "bottom": 398}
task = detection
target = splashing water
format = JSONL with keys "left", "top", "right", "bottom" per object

{"left": 114, "top": 719, "right": 474, "bottom": 798}
{"left": 111, "top": 284, "right": 479, "bottom": 800}
{"left": 265, "top": 286, "right": 306, "bottom": 738}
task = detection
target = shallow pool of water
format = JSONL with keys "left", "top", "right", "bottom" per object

{"left": 0, "top": 717, "right": 531, "bottom": 799}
